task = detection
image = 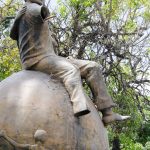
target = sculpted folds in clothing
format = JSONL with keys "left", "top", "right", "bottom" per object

{"left": 11, "top": 2, "right": 55, "bottom": 69}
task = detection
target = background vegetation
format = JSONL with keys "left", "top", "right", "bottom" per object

{"left": 0, "top": 0, "right": 150, "bottom": 149}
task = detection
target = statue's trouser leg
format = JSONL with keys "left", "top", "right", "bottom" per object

{"left": 68, "top": 58, "right": 116, "bottom": 110}
{"left": 30, "top": 56, "right": 90, "bottom": 116}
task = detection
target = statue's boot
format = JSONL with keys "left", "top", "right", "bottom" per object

{"left": 74, "top": 109, "right": 90, "bottom": 117}
{"left": 74, "top": 102, "right": 90, "bottom": 117}
{"left": 101, "top": 108, "right": 130, "bottom": 125}
{"left": 102, "top": 113, "right": 130, "bottom": 125}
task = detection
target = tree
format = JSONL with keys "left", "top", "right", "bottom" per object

{"left": 0, "top": 0, "right": 22, "bottom": 80}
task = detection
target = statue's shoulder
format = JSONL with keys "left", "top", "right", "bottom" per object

{"left": 25, "top": 2, "right": 42, "bottom": 17}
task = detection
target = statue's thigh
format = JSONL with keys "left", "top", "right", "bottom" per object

{"left": 33, "top": 56, "right": 78, "bottom": 76}
{"left": 68, "top": 58, "right": 94, "bottom": 77}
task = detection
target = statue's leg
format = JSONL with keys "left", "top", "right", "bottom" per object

{"left": 68, "top": 58, "right": 130, "bottom": 124}
{"left": 68, "top": 58, "right": 115, "bottom": 111}
{"left": 30, "top": 56, "right": 90, "bottom": 117}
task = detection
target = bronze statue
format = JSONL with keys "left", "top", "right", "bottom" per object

{"left": 0, "top": 130, "right": 48, "bottom": 150}
{"left": 10, "top": 0, "right": 130, "bottom": 124}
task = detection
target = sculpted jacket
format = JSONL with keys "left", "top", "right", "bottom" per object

{"left": 10, "top": 2, "right": 56, "bottom": 69}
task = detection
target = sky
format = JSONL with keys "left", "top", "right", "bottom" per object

{"left": 46, "top": 0, "right": 57, "bottom": 10}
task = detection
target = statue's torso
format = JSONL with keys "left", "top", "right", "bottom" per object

{"left": 18, "top": 2, "right": 56, "bottom": 69}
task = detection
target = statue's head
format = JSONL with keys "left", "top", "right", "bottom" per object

{"left": 24, "top": 0, "right": 45, "bottom": 5}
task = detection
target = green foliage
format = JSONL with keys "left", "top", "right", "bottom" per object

{"left": 0, "top": 37, "right": 21, "bottom": 80}
{"left": 0, "top": 0, "right": 22, "bottom": 31}
{"left": 120, "top": 134, "right": 144, "bottom": 150}
{"left": 145, "top": 142, "right": 150, "bottom": 150}
{"left": 137, "top": 122, "right": 150, "bottom": 146}
{"left": 0, "top": 0, "right": 22, "bottom": 80}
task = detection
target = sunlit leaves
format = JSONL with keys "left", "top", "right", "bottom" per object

{"left": 59, "top": 5, "right": 67, "bottom": 18}
{"left": 120, "top": 134, "right": 144, "bottom": 150}
{"left": 0, "top": 37, "right": 21, "bottom": 80}
{"left": 143, "top": 10, "right": 150, "bottom": 22}
{"left": 0, "top": 0, "right": 22, "bottom": 80}
{"left": 124, "top": 21, "right": 137, "bottom": 32}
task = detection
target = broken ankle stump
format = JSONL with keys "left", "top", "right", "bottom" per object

{"left": 0, "top": 70, "right": 109, "bottom": 150}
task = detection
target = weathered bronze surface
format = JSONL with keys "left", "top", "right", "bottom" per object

{"left": 0, "top": 129, "right": 48, "bottom": 149}
{"left": 0, "top": 70, "right": 109, "bottom": 149}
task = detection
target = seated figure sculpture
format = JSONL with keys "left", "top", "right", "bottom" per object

{"left": 10, "top": 0, "right": 130, "bottom": 124}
